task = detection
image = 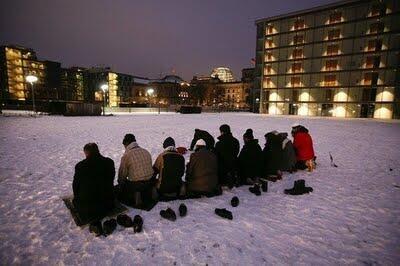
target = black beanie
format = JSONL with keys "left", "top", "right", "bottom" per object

{"left": 163, "top": 137, "right": 175, "bottom": 148}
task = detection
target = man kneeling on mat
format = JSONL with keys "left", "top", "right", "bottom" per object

{"left": 73, "top": 143, "right": 115, "bottom": 221}
{"left": 115, "top": 133, "right": 155, "bottom": 207}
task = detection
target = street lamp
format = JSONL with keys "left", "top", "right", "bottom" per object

{"left": 100, "top": 84, "right": 108, "bottom": 116}
{"left": 147, "top": 88, "right": 160, "bottom": 114}
{"left": 26, "top": 75, "right": 38, "bottom": 113}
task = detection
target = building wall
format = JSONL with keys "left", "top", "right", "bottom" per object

{"left": 255, "top": 0, "right": 400, "bottom": 119}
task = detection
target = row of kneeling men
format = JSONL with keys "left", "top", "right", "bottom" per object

{"left": 72, "top": 123, "right": 315, "bottom": 220}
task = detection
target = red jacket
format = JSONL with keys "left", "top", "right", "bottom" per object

{"left": 293, "top": 132, "right": 315, "bottom": 161}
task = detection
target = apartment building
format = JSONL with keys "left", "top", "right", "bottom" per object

{"left": 255, "top": 0, "right": 400, "bottom": 119}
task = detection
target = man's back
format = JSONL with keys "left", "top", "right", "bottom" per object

{"left": 215, "top": 133, "right": 240, "bottom": 169}
{"left": 154, "top": 149, "right": 185, "bottom": 193}
{"left": 186, "top": 148, "right": 218, "bottom": 193}
{"left": 73, "top": 155, "right": 115, "bottom": 216}
{"left": 119, "top": 142, "right": 153, "bottom": 182}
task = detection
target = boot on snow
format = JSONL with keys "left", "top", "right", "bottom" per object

{"left": 133, "top": 215, "right": 143, "bottom": 233}
{"left": 160, "top": 208, "right": 177, "bottom": 221}
{"left": 116, "top": 214, "right": 134, "bottom": 227}
{"left": 231, "top": 196, "right": 239, "bottom": 207}
{"left": 179, "top": 204, "right": 187, "bottom": 217}
{"left": 103, "top": 218, "right": 117, "bottom": 236}
{"left": 215, "top": 208, "right": 233, "bottom": 220}
{"left": 89, "top": 220, "right": 104, "bottom": 237}
{"left": 260, "top": 179, "right": 268, "bottom": 192}
{"left": 284, "top": 179, "right": 313, "bottom": 195}
{"left": 249, "top": 184, "right": 261, "bottom": 196}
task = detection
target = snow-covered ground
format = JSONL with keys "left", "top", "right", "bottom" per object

{"left": 0, "top": 113, "right": 399, "bottom": 265}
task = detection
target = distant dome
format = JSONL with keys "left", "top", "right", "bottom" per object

{"left": 210, "top": 67, "right": 235, "bottom": 82}
{"left": 162, "top": 75, "right": 184, "bottom": 83}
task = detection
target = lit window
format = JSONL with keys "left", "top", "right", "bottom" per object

{"left": 267, "top": 25, "right": 274, "bottom": 34}
{"left": 292, "top": 48, "right": 303, "bottom": 59}
{"left": 266, "top": 39, "right": 273, "bottom": 48}
{"left": 364, "top": 73, "right": 378, "bottom": 85}
{"left": 370, "top": 3, "right": 386, "bottom": 17}
{"left": 291, "top": 62, "right": 302, "bottom": 73}
{"left": 291, "top": 77, "right": 301, "bottom": 87}
{"left": 293, "top": 35, "right": 304, "bottom": 45}
{"left": 324, "top": 75, "right": 337, "bottom": 86}
{"left": 327, "top": 44, "right": 339, "bottom": 56}
{"left": 367, "top": 39, "right": 382, "bottom": 51}
{"left": 366, "top": 56, "right": 380, "bottom": 68}
{"left": 325, "top": 60, "right": 338, "bottom": 71}
{"left": 265, "top": 65, "right": 272, "bottom": 74}
{"left": 294, "top": 18, "right": 305, "bottom": 30}
{"left": 369, "top": 22, "right": 384, "bottom": 34}
{"left": 329, "top": 11, "right": 342, "bottom": 24}
{"left": 328, "top": 29, "right": 341, "bottom": 40}
{"left": 266, "top": 52, "right": 273, "bottom": 61}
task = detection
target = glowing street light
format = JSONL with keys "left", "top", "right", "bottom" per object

{"left": 147, "top": 88, "right": 154, "bottom": 96}
{"left": 26, "top": 75, "right": 38, "bottom": 113}
{"left": 146, "top": 88, "right": 160, "bottom": 114}
{"left": 100, "top": 83, "right": 108, "bottom": 116}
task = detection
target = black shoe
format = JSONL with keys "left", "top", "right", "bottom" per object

{"left": 284, "top": 179, "right": 313, "bottom": 195}
{"left": 116, "top": 214, "right": 134, "bottom": 227}
{"left": 249, "top": 184, "right": 261, "bottom": 196}
{"left": 160, "top": 208, "right": 177, "bottom": 221}
{"left": 179, "top": 204, "right": 187, "bottom": 217}
{"left": 89, "top": 220, "right": 103, "bottom": 237}
{"left": 215, "top": 208, "right": 233, "bottom": 220}
{"left": 133, "top": 215, "right": 143, "bottom": 233}
{"left": 231, "top": 196, "right": 239, "bottom": 207}
{"left": 103, "top": 219, "right": 117, "bottom": 236}
{"left": 260, "top": 179, "right": 268, "bottom": 192}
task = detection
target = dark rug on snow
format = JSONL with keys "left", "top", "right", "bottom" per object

{"left": 62, "top": 196, "right": 128, "bottom": 227}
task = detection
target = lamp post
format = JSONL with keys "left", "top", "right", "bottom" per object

{"left": 147, "top": 88, "right": 160, "bottom": 114}
{"left": 26, "top": 75, "right": 38, "bottom": 113}
{"left": 100, "top": 84, "right": 108, "bottom": 116}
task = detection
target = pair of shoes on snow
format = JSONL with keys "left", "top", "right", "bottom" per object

{"left": 215, "top": 208, "right": 233, "bottom": 220}
{"left": 284, "top": 179, "right": 313, "bottom": 195}
{"left": 116, "top": 214, "right": 144, "bottom": 233}
{"left": 249, "top": 184, "right": 262, "bottom": 196}
{"left": 160, "top": 204, "right": 187, "bottom": 221}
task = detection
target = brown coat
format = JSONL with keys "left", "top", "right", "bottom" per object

{"left": 185, "top": 148, "right": 218, "bottom": 193}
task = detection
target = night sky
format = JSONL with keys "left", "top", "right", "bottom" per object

{"left": 1, "top": 0, "right": 336, "bottom": 80}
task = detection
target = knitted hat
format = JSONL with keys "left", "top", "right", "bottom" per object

{"left": 195, "top": 139, "right": 206, "bottom": 147}
{"left": 163, "top": 137, "right": 175, "bottom": 148}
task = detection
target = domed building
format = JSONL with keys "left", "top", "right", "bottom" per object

{"left": 210, "top": 67, "right": 235, "bottom": 82}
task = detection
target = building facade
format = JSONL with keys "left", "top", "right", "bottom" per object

{"left": 0, "top": 45, "right": 62, "bottom": 106}
{"left": 255, "top": 0, "right": 400, "bottom": 119}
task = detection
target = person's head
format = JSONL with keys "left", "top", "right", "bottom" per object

{"left": 123, "top": 134, "right": 136, "bottom": 147}
{"left": 219, "top": 124, "right": 231, "bottom": 135}
{"left": 83, "top": 143, "right": 100, "bottom": 158}
{"left": 194, "top": 139, "right": 206, "bottom": 151}
{"left": 163, "top": 137, "right": 175, "bottom": 149}
{"left": 243, "top": 130, "right": 254, "bottom": 143}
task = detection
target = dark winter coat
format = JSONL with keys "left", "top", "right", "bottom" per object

{"left": 73, "top": 154, "right": 115, "bottom": 219}
{"left": 262, "top": 132, "right": 284, "bottom": 175}
{"left": 293, "top": 132, "right": 315, "bottom": 161}
{"left": 190, "top": 129, "right": 215, "bottom": 150}
{"left": 238, "top": 139, "right": 263, "bottom": 182}
{"left": 215, "top": 133, "right": 240, "bottom": 184}
{"left": 153, "top": 148, "right": 185, "bottom": 194}
{"left": 279, "top": 133, "right": 297, "bottom": 171}
{"left": 186, "top": 147, "right": 218, "bottom": 193}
